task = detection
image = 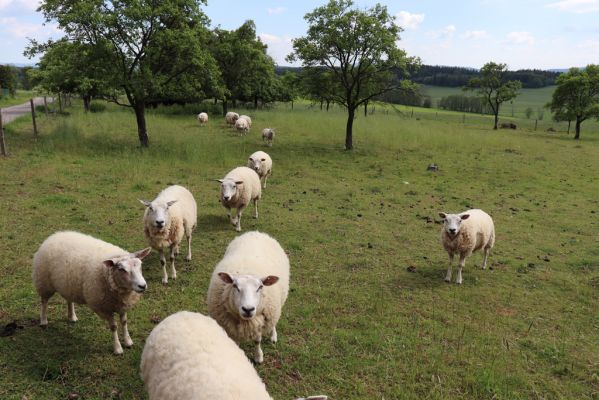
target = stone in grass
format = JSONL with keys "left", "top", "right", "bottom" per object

{"left": 427, "top": 163, "right": 439, "bottom": 172}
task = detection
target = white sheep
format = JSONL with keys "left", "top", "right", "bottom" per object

{"left": 197, "top": 112, "right": 208, "bottom": 124}
{"left": 207, "top": 231, "right": 289, "bottom": 363}
{"left": 247, "top": 151, "right": 273, "bottom": 189}
{"left": 141, "top": 311, "right": 326, "bottom": 400}
{"left": 262, "top": 128, "right": 275, "bottom": 147}
{"left": 217, "top": 166, "right": 261, "bottom": 232}
{"left": 32, "top": 231, "right": 151, "bottom": 355}
{"left": 239, "top": 114, "right": 252, "bottom": 128}
{"left": 140, "top": 185, "right": 197, "bottom": 284}
{"left": 225, "top": 111, "right": 239, "bottom": 125}
{"left": 439, "top": 209, "right": 495, "bottom": 284}
{"left": 235, "top": 117, "right": 250, "bottom": 135}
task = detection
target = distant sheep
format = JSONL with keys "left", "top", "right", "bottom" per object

{"left": 217, "top": 167, "right": 261, "bottom": 232}
{"left": 141, "top": 311, "right": 327, "bottom": 400}
{"left": 225, "top": 112, "right": 239, "bottom": 125}
{"left": 207, "top": 231, "right": 289, "bottom": 363}
{"left": 235, "top": 118, "right": 250, "bottom": 135}
{"left": 239, "top": 114, "right": 252, "bottom": 128}
{"left": 32, "top": 231, "right": 151, "bottom": 354}
{"left": 499, "top": 122, "right": 517, "bottom": 129}
{"left": 197, "top": 112, "right": 208, "bottom": 124}
{"left": 247, "top": 150, "right": 272, "bottom": 189}
{"left": 439, "top": 209, "right": 495, "bottom": 284}
{"left": 262, "top": 128, "right": 275, "bottom": 147}
{"left": 140, "top": 185, "right": 197, "bottom": 284}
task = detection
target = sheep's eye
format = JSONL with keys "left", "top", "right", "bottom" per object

{"left": 233, "top": 284, "right": 239, "bottom": 291}
{"left": 118, "top": 266, "right": 127, "bottom": 272}
{"left": 257, "top": 285, "right": 263, "bottom": 292}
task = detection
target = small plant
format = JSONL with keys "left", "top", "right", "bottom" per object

{"left": 89, "top": 102, "right": 107, "bottom": 113}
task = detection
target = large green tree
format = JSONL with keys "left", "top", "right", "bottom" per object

{"left": 464, "top": 62, "right": 522, "bottom": 130}
{"left": 288, "top": 0, "right": 418, "bottom": 150}
{"left": 37, "top": 0, "right": 219, "bottom": 147}
{"left": 548, "top": 65, "right": 599, "bottom": 140}
{"left": 0, "top": 65, "right": 18, "bottom": 97}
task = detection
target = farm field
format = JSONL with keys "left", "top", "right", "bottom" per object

{"left": 0, "top": 90, "right": 35, "bottom": 108}
{"left": 1, "top": 102, "right": 599, "bottom": 399}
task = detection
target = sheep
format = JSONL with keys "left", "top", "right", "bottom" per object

{"left": 141, "top": 311, "right": 327, "bottom": 400}
{"left": 247, "top": 150, "right": 273, "bottom": 189}
{"left": 239, "top": 114, "right": 252, "bottom": 128}
{"left": 217, "top": 167, "right": 261, "bottom": 232}
{"left": 32, "top": 231, "right": 151, "bottom": 355}
{"left": 140, "top": 185, "right": 197, "bottom": 284}
{"left": 207, "top": 231, "right": 289, "bottom": 363}
{"left": 197, "top": 112, "right": 208, "bottom": 124}
{"left": 225, "top": 111, "right": 239, "bottom": 125}
{"left": 439, "top": 209, "right": 495, "bottom": 284}
{"left": 262, "top": 128, "right": 275, "bottom": 147}
{"left": 235, "top": 117, "right": 250, "bottom": 135}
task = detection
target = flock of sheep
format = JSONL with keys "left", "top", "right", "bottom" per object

{"left": 28, "top": 110, "right": 496, "bottom": 399}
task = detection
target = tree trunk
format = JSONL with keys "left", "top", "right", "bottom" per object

{"left": 222, "top": 99, "right": 228, "bottom": 116}
{"left": 493, "top": 112, "right": 499, "bottom": 130}
{"left": 320, "top": 99, "right": 323, "bottom": 111}
{"left": 254, "top": 96, "right": 258, "bottom": 109}
{"left": 567, "top": 120, "right": 571, "bottom": 134}
{"left": 574, "top": 117, "right": 581, "bottom": 140}
{"left": 83, "top": 95, "right": 91, "bottom": 112}
{"left": 326, "top": 100, "right": 330, "bottom": 112}
{"left": 364, "top": 101, "right": 368, "bottom": 117}
{"left": 214, "top": 98, "right": 218, "bottom": 105}
{"left": 345, "top": 107, "right": 355, "bottom": 150}
{"left": 291, "top": 100, "right": 294, "bottom": 110}
{"left": 134, "top": 102, "right": 149, "bottom": 147}
{"left": 58, "top": 93, "right": 63, "bottom": 113}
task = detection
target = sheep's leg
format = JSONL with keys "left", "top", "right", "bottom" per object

{"left": 40, "top": 296, "right": 50, "bottom": 326}
{"left": 233, "top": 206, "right": 245, "bottom": 232}
{"left": 254, "top": 198, "right": 259, "bottom": 219}
{"left": 185, "top": 232, "right": 192, "bottom": 262}
{"left": 169, "top": 245, "right": 177, "bottom": 280}
{"left": 109, "top": 314, "right": 123, "bottom": 355}
{"left": 120, "top": 312, "right": 133, "bottom": 348}
{"left": 160, "top": 249, "right": 168, "bottom": 285}
{"left": 67, "top": 301, "right": 78, "bottom": 323}
{"left": 254, "top": 336, "right": 264, "bottom": 364}
{"left": 445, "top": 254, "right": 454, "bottom": 282}
{"left": 456, "top": 255, "right": 466, "bottom": 285}
{"left": 225, "top": 206, "right": 232, "bottom": 222}
{"left": 482, "top": 247, "right": 490, "bottom": 270}
{"left": 263, "top": 175, "right": 268, "bottom": 189}
{"left": 270, "top": 326, "right": 277, "bottom": 343}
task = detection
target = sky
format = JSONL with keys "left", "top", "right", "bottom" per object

{"left": 1, "top": 0, "right": 599, "bottom": 70}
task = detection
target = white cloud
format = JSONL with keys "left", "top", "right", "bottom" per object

{"left": 0, "top": 17, "right": 60, "bottom": 39}
{"left": 427, "top": 24, "right": 456, "bottom": 40}
{"left": 259, "top": 33, "right": 282, "bottom": 44}
{"left": 505, "top": 31, "right": 535, "bottom": 45}
{"left": 259, "top": 33, "right": 294, "bottom": 65}
{"left": 463, "top": 30, "right": 488, "bottom": 40}
{"left": 577, "top": 39, "right": 599, "bottom": 50}
{"left": 395, "top": 11, "right": 424, "bottom": 30}
{"left": 267, "top": 7, "right": 286, "bottom": 16}
{"left": 0, "top": 0, "right": 40, "bottom": 10}
{"left": 547, "top": 0, "right": 599, "bottom": 13}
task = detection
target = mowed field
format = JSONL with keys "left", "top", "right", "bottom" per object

{"left": 1, "top": 102, "right": 599, "bottom": 399}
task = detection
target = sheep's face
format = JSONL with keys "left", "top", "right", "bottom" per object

{"left": 218, "top": 179, "right": 243, "bottom": 202}
{"left": 247, "top": 157, "right": 263, "bottom": 174}
{"left": 140, "top": 199, "right": 177, "bottom": 230}
{"left": 103, "top": 247, "right": 151, "bottom": 293}
{"left": 439, "top": 212, "right": 470, "bottom": 237}
{"left": 218, "top": 272, "right": 279, "bottom": 320}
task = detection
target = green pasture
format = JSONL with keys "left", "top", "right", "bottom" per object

{"left": 0, "top": 102, "right": 598, "bottom": 399}
{"left": 0, "top": 90, "right": 36, "bottom": 109}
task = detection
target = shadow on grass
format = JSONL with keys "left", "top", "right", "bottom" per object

{"left": 197, "top": 213, "right": 232, "bottom": 233}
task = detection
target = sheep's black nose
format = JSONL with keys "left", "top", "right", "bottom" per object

{"left": 242, "top": 306, "right": 255, "bottom": 314}
{"left": 449, "top": 228, "right": 456, "bottom": 234}
{"left": 156, "top": 220, "right": 164, "bottom": 227}
{"left": 138, "top": 284, "right": 146, "bottom": 291}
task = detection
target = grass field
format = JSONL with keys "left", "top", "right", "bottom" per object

{"left": 0, "top": 90, "right": 35, "bottom": 108}
{"left": 1, "top": 102, "right": 599, "bottom": 399}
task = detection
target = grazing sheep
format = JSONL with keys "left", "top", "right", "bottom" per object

{"left": 197, "top": 112, "right": 208, "bottom": 124}
{"left": 140, "top": 185, "right": 197, "bottom": 284}
{"left": 235, "top": 118, "right": 250, "bottom": 135}
{"left": 141, "top": 311, "right": 326, "bottom": 400}
{"left": 217, "top": 167, "right": 261, "bottom": 232}
{"left": 247, "top": 151, "right": 272, "bottom": 189}
{"left": 32, "top": 231, "right": 151, "bottom": 355}
{"left": 439, "top": 209, "right": 495, "bottom": 284}
{"left": 262, "top": 128, "right": 275, "bottom": 147}
{"left": 207, "top": 231, "right": 289, "bottom": 363}
{"left": 239, "top": 114, "right": 252, "bottom": 128}
{"left": 499, "top": 122, "right": 517, "bottom": 129}
{"left": 225, "top": 112, "right": 239, "bottom": 125}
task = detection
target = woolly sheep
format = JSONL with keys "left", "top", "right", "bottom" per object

{"left": 32, "top": 231, "right": 151, "bottom": 354}
{"left": 239, "top": 114, "right": 252, "bottom": 128}
{"left": 439, "top": 209, "right": 495, "bottom": 284}
{"left": 141, "top": 311, "right": 326, "bottom": 400}
{"left": 235, "top": 117, "right": 250, "bottom": 135}
{"left": 247, "top": 150, "right": 273, "bottom": 189}
{"left": 225, "top": 111, "right": 239, "bottom": 125}
{"left": 140, "top": 185, "right": 197, "bottom": 284}
{"left": 207, "top": 231, "right": 289, "bottom": 363}
{"left": 262, "top": 128, "right": 275, "bottom": 147}
{"left": 217, "top": 167, "right": 261, "bottom": 232}
{"left": 197, "top": 112, "right": 208, "bottom": 124}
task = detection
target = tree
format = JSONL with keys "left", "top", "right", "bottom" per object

{"left": 278, "top": 71, "right": 300, "bottom": 108}
{"left": 0, "top": 65, "right": 18, "bottom": 97}
{"left": 288, "top": 0, "right": 418, "bottom": 150}
{"left": 36, "top": 0, "right": 219, "bottom": 147}
{"left": 525, "top": 106, "right": 533, "bottom": 119}
{"left": 548, "top": 65, "right": 599, "bottom": 139}
{"left": 465, "top": 62, "right": 521, "bottom": 130}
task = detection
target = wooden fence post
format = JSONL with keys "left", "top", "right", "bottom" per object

{"left": 30, "top": 99, "right": 38, "bottom": 137}
{"left": 0, "top": 109, "right": 7, "bottom": 156}
{"left": 44, "top": 96, "right": 48, "bottom": 117}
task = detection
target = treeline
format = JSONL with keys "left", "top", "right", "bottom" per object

{"left": 437, "top": 94, "right": 492, "bottom": 114}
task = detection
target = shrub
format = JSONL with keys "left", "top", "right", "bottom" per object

{"left": 89, "top": 102, "right": 107, "bottom": 113}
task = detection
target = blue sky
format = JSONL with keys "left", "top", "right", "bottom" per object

{"left": 1, "top": 0, "right": 598, "bottom": 70}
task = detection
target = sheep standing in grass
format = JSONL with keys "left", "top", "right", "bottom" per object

{"left": 141, "top": 311, "right": 326, "bottom": 400}
{"left": 235, "top": 117, "right": 250, "bottom": 135}
{"left": 217, "top": 167, "right": 261, "bottom": 232}
{"left": 197, "top": 112, "right": 208, "bottom": 124}
{"left": 140, "top": 185, "right": 197, "bottom": 284}
{"left": 262, "top": 128, "right": 275, "bottom": 147}
{"left": 207, "top": 231, "right": 289, "bottom": 363}
{"left": 225, "top": 112, "right": 239, "bottom": 125}
{"left": 439, "top": 209, "right": 495, "bottom": 284}
{"left": 239, "top": 114, "right": 252, "bottom": 128}
{"left": 32, "top": 231, "right": 151, "bottom": 354}
{"left": 247, "top": 151, "right": 272, "bottom": 189}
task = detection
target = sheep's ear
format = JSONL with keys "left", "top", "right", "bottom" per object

{"left": 166, "top": 200, "right": 178, "bottom": 208}
{"left": 133, "top": 247, "right": 152, "bottom": 260}
{"left": 235, "top": 180, "right": 244, "bottom": 185}
{"left": 139, "top": 199, "right": 151, "bottom": 207}
{"left": 103, "top": 259, "right": 117, "bottom": 268}
{"left": 215, "top": 179, "right": 224, "bottom": 183}
{"left": 218, "top": 272, "right": 234, "bottom": 284}
{"left": 262, "top": 275, "right": 279, "bottom": 286}
{"left": 439, "top": 212, "right": 446, "bottom": 219}
{"left": 461, "top": 214, "right": 470, "bottom": 220}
